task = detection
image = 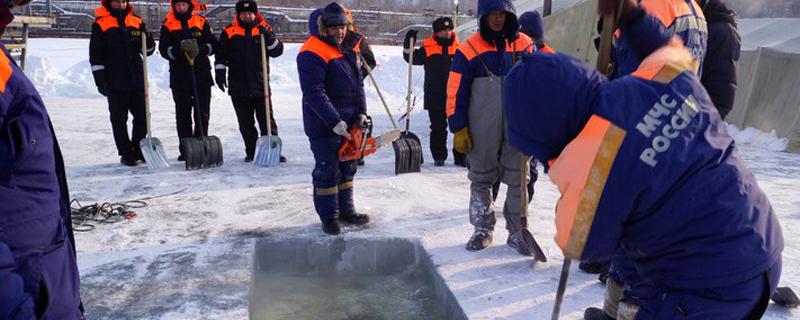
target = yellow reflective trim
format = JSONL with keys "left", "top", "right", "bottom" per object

{"left": 338, "top": 181, "right": 354, "bottom": 191}
{"left": 315, "top": 186, "right": 339, "bottom": 196}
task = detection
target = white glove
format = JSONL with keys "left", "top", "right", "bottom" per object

{"left": 333, "top": 121, "right": 352, "bottom": 140}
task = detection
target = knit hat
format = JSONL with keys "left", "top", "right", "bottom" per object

{"left": 236, "top": 0, "right": 258, "bottom": 14}
{"left": 171, "top": 0, "right": 194, "bottom": 16}
{"left": 518, "top": 11, "right": 544, "bottom": 41}
{"left": 321, "top": 2, "right": 347, "bottom": 27}
{"left": 432, "top": 17, "right": 454, "bottom": 33}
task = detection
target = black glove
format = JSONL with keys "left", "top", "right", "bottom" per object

{"left": 352, "top": 114, "right": 369, "bottom": 129}
{"left": 404, "top": 30, "right": 418, "bottom": 49}
{"left": 92, "top": 70, "right": 107, "bottom": 96}
{"left": 259, "top": 26, "right": 275, "bottom": 44}
{"left": 215, "top": 69, "right": 227, "bottom": 92}
{"left": 181, "top": 38, "right": 200, "bottom": 59}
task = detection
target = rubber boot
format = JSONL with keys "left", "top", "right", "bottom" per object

{"left": 466, "top": 185, "right": 496, "bottom": 251}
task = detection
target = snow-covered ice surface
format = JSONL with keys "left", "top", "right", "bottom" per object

{"left": 27, "top": 38, "right": 800, "bottom": 319}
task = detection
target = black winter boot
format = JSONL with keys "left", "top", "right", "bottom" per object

{"left": 580, "top": 261, "right": 610, "bottom": 274}
{"left": 465, "top": 228, "right": 493, "bottom": 251}
{"left": 340, "top": 212, "right": 369, "bottom": 225}
{"left": 584, "top": 307, "right": 614, "bottom": 320}
{"left": 322, "top": 219, "right": 341, "bottom": 235}
{"left": 120, "top": 155, "right": 138, "bottom": 167}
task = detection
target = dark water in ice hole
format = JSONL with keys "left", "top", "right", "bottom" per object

{"left": 250, "top": 238, "right": 448, "bottom": 320}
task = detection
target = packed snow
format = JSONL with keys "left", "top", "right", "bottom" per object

{"left": 25, "top": 38, "right": 800, "bottom": 319}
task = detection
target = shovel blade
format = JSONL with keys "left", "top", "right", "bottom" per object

{"left": 522, "top": 229, "right": 548, "bottom": 262}
{"left": 182, "top": 136, "right": 224, "bottom": 170}
{"left": 139, "top": 136, "right": 170, "bottom": 169}
{"left": 254, "top": 135, "right": 282, "bottom": 167}
{"left": 393, "top": 132, "right": 422, "bottom": 175}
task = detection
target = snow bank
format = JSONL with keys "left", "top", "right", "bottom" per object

{"left": 727, "top": 123, "right": 789, "bottom": 152}
{"left": 24, "top": 39, "right": 424, "bottom": 112}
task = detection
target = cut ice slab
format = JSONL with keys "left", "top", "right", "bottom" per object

{"left": 250, "top": 238, "right": 466, "bottom": 320}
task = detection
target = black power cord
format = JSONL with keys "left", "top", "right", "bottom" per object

{"left": 70, "top": 199, "right": 146, "bottom": 232}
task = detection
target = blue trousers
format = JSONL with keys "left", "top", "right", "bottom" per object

{"left": 610, "top": 252, "right": 781, "bottom": 320}
{"left": 310, "top": 136, "right": 358, "bottom": 222}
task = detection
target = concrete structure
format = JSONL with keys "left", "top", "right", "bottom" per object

{"left": 728, "top": 18, "right": 800, "bottom": 152}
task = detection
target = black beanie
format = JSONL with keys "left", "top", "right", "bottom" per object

{"left": 321, "top": 2, "right": 347, "bottom": 27}
{"left": 432, "top": 17, "right": 454, "bottom": 33}
{"left": 236, "top": 0, "right": 258, "bottom": 15}
{"left": 172, "top": 0, "right": 194, "bottom": 12}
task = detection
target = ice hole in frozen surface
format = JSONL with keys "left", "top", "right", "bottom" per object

{"left": 250, "top": 238, "right": 466, "bottom": 320}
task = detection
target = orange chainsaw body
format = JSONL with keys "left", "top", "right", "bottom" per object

{"left": 338, "top": 127, "right": 378, "bottom": 161}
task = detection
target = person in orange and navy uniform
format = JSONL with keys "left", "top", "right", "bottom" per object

{"left": 489, "top": 10, "right": 550, "bottom": 219}
{"left": 403, "top": 17, "right": 461, "bottom": 167}
{"left": 505, "top": 4, "right": 781, "bottom": 318}
{"left": 446, "top": 0, "right": 536, "bottom": 256}
{"left": 518, "top": 10, "right": 554, "bottom": 54}
{"left": 298, "top": 3, "right": 371, "bottom": 235}
{"left": 1, "top": 1, "right": 84, "bottom": 318}
{"left": 90, "top": 0, "right": 156, "bottom": 166}
{"left": 580, "top": 1, "right": 708, "bottom": 318}
{"left": 159, "top": 0, "right": 217, "bottom": 162}
{"left": 215, "top": 0, "right": 284, "bottom": 163}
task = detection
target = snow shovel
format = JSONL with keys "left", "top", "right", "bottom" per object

{"left": 552, "top": 1, "right": 621, "bottom": 318}
{"left": 137, "top": 30, "right": 170, "bottom": 169}
{"left": 358, "top": 54, "right": 403, "bottom": 166}
{"left": 394, "top": 35, "right": 423, "bottom": 174}
{"left": 520, "top": 158, "right": 547, "bottom": 262}
{"left": 181, "top": 52, "right": 224, "bottom": 171}
{"left": 253, "top": 32, "right": 282, "bottom": 167}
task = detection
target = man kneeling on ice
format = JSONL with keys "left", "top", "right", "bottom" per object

{"left": 297, "top": 2, "right": 370, "bottom": 235}
{"left": 504, "top": 11, "right": 783, "bottom": 319}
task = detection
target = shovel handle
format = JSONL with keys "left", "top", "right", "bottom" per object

{"left": 184, "top": 51, "right": 195, "bottom": 66}
{"left": 141, "top": 30, "right": 152, "bottom": 138}
{"left": 405, "top": 35, "right": 416, "bottom": 133}
{"left": 551, "top": 258, "right": 572, "bottom": 320}
{"left": 260, "top": 32, "right": 273, "bottom": 140}
{"left": 360, "top": 56, "right": 400, "bottom": 130}
{"left": 596, "top": 0, "right": 625, "bottom": 75}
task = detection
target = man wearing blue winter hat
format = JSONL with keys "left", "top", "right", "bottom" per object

{"left": 297, "top": 2, "right": 370, "bottom": 235}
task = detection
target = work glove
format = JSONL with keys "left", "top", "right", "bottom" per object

{"left": 453, "top": 127, "right": 473, "bottom": 154}
{"left": 260, "top": 28, "right": 277, "bottom": 49}
{"left": 92, "top": 70, "right": 108, "bottom": 96}
{"left": 403, "top": 29, "right": 417, "bottom": 50}
{"left": 333, "top": 121, "right": 352, "bottom": 140}
{"left": 181, "top": 38, "right": 200, "bottom": 59}
{"left": 352, "top": 114, "right": 368, "bottom": 129}
{"left": 215, "top": 69, "right": 227, "bottom": 92}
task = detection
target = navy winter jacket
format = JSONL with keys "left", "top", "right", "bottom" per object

{"left": 504, "top": 16, "right": 782, "bottom": 290}
{"left": 612, "top": 0, "right": 707, "bottom": 79}
{"left": 297, "top": 11, "right": 367, "bottom": 139}
{"left": 446, "top": 0, "right": 532, "bottom": 132}
{"left": 0, "top": 45, "right": 83, "bottom": 319}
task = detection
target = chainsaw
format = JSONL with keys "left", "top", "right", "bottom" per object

{"left": 338, "top": 116, "right": 401, "bottom": 162}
